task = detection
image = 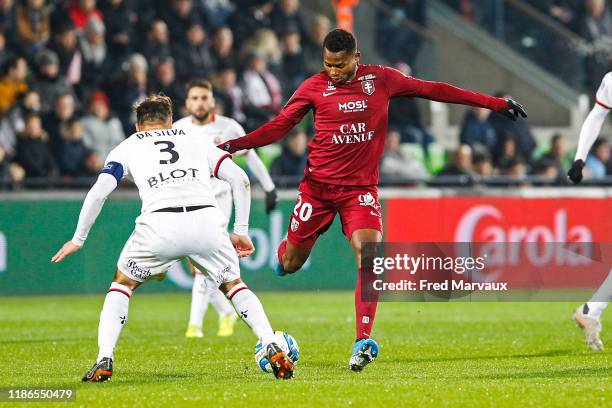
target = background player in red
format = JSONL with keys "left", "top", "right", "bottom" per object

{"left": 220, "top": 29, "right": 527, "bottom": 371}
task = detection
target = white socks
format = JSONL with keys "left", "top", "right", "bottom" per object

{"left": 226, "top": 283, "right": 274, "bottom": 339}
{"left": 97, "top": 283, "right": 132, "bottom": 362}
{"left": 189, "top": 274, "right": 236, "bottom": 329}
{"left": 585, "top": 302, "right": 609, "bottom": 320}
{"left": 210, "top": 289, "right": 234, "bottom": 317}
{"left": 188, "top": 273, "right": 211, "bottom": 328}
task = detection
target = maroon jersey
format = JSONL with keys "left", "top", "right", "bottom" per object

{"left": 224, "top": 64, "right": 508, "bottom": 186}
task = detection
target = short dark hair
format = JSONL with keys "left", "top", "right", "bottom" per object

{"left": 185, "top": 78, "right": 213, "bottom": 94}
{"left": 134, "top": 94, "right": 173, "bottom": 125}
{"left": 323, "top": 29, "right": 356, "bottom": 53}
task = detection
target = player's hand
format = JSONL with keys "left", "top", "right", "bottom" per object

{"left": 51, "top": 241, "right": 81, "bottom": 263}
{"left": 230, "top": 233, "right": 255, "bottom": 257}
{"left": 498, "top": 99, "right": 527, "bottom": 121}
{"left": 218, "top": 141, "right": 237, "bottom": 154}
{"left": 265, "top": 188, "right": 278, "bottom": 214}
{"left": 568, "top": 159, "right": 585, "bottom": 184}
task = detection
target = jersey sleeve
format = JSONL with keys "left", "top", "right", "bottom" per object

{"left": 101, "top": 145, "right": 129, "bottom": 183}
{"left": 381, "top": 65, "right": 507, "bottom": 111}
{"left": 279, "top": 80, "right": 313, "bottom": 124}
{"left": 595, "top": 72, "right": 612, "bottom": 109}
{"left": 207, "top": 146, "right": 232, "bottom": 178}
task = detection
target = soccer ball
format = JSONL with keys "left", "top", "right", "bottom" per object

{"left": 254, "top": 331, "right": 299, "bottom": 373}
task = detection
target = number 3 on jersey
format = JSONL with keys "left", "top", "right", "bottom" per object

{"left": 293, "top": 194, "right": 312, "bottom": 221}
{"left": 154, "top": 140, "right": 179, "bottom": 164}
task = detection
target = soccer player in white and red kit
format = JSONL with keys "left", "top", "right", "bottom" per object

{"left": 220, "top": 29, "right": 527, "bottom": 371}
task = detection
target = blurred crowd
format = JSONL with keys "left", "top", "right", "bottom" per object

{"left": 0, "top": 0, "right": 332, "bottom": 187}
{"left": 1, "top": 0, "right": 610, "bottom": 190}
{"left": 444, "top": 0, "right": 612, "bottom": 91}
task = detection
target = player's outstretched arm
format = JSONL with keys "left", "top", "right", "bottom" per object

{"left": 51, "top": 173, "right": 119, "bottom": 263}
{"left": 244, "top": 149, "right": 277, "bottom": 213}
{"left": 216, "top": 157, "right": 255, "bottom": 257}
{"left": 568, "top": 104, "right": 610, "bottom": 184}
{"left": 218, "top": 114, "right": 295, "bottom": 153}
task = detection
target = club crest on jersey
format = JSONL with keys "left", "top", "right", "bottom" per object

{"left": 361, "top": 80, "right": 375, "bottom": 95}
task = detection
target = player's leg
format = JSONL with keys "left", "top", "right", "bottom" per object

{"left": 574, "top": 268, "right": 612, "bottom": 350}
{"left": 187, "top": 207, "right": 294, "bottom": 378}
{"left": 349, "top": 228, "right": 382, "bottom": 371}
{"left": 209, "top": 288, "right": 239, "bottom": 336}
{"left": 277, "top": 189, "right": 335, "bottom": 275}
{"left": 83, "top": 269, "right": 141, "bottom": 382}
{"left": 209, "top": 183, "right": 240, "bottom": 336}
{"left": 338, "top": 187, "right": 383, "bottom": 371}
{"left": 186, "top": 265, "right": 210, "bottom": 338}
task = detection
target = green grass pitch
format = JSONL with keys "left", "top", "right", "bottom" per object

{"left": 0, "top": 292, "right": 610, "bottom": 407}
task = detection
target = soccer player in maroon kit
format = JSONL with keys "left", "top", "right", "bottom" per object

{"left": 220, "top": 29, "right": 527, "bottom": 371}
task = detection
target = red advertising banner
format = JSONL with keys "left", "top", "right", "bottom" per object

{"left": 385, "top": 197, "right": 611, "bottom": 243}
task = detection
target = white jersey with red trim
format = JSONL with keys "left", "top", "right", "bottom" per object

{"left": 173, "top": 114, "right": 246, "bottom": 199}
{"left": 104, "top": 128, "right": 230, "bottom": 213}
{"left": 596, "top": 72, "right": 612, "bottom": 109}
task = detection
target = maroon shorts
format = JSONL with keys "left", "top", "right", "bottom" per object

{"left": 286, "top": 178, "right": 383, "bottom": 249}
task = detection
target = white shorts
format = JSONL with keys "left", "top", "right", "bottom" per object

{"left": 117, "top": 206, "right": 240, "bottom": 286}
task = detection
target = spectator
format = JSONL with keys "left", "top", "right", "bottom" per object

{"left": 531, "top": 157, "right": 560, "bottom": 185}
{"left": 280, "top": 27, "right": 306, "bottom": 97}
{"left": 107, "top": 53, "right": 147, "bottom": 135}
{"left": 42, "top": 92, "right": 77, "bottom": 158}
{"left": 585, "top": 138, "right": 610, "bottom": 179}
{"left": 0, "top": 31, "right": 10, "bottom": 71}
{"left": 15, "top": 0, "right": 51, "bottom": 57}
{"left": 212, "top": 64, "right": 246, "bottom": 125}
{"left": 200, "top": 0, "right": 235, "bottom": 29}
{"left": 541, "top": 133, "right": 569, "bottom": 175}
{"left": 81, "top": 90, "right": 125, "bottom": 160}
{"left": 239, "top": 28, "right": 282, "bottom": 70}
{"left": 99, "top": 0, "right": 133, "bottom": 62}
{"left": 148, "top": 58, "right": 184, "bottom": 120}
{"left": 56, "top": 117, "right": 100, "bottom": 176}
{"left": 270, "top": 128, "right": 308, "bottom": 182}
{"left": 303, "top": 14, "right": 331, "bottom": 75}
{"left": 15, "top": 112, "right": 57, "bottom": 179}
{"left": 0, "top": 55, "right": 28, "bottom": 116}
{"left": 210, "top": 25, "right": 235, "bottom": 69}
{"left": 49, "top": 21, "right": 81, "bottom": 86}
{"left": 459, "top": 106, "right": 497, "bottom": 153}
{"left": 163, "top": 0, "right": 202, "bottom": 43}
{"left": 174, "top": 23, "right": 214, "bottom": 81}
{"left": 489, "top": 93, "right": 535, "bottom": 164}
{"left": 270, "top": 0, "right": 307, "bottom": 39}
{"left": 380, "top": 128, "right": 429, "bottom": 182}
{"left": 472, "top": 146, "right": 493, "bottom": 177}
{"left": 0, "top": 90, "right": 40, "bottom": 157}
{"left": 387, "top": 61, "right": 433, "bottom": 150}
{"left": 499, "top": 157, "right": 528, "bottom": 183}
{"left": 32, "top": 49, "right": 75, "bottom": 114}
{"left": 68, "top": 0, "right": 104, "bottom": 32}
{"left": 0, "top": 0, "right": 16, "bottom": 48}
{"left": 0, "top": 144, "right": 26, "bottom": 186}
{"left": 140, "top": 20, "right": 172, "bottom": 68}
{"left": 438, "top": 145, "right": 473, "bottom": 176}
{"left": 494, "top": 134, "right": 521, "bottom": 168}
{"left": 79, "top": 16, "right": 112, "bottom": 96}
{"left": 229, "top": 0, "right": 274, "bottom": 47}
{"left": 375, "top": 0, "right": 426, "bottom": 65}
{"left": 242, "top": 50, "right": 283, "bottom": 131}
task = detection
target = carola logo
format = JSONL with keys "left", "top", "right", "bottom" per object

{"left": 454, "top": 205, "right": 592, "bottom": 266}
{"left": 454, "top": 205, "right": 592, "bottom": 243}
